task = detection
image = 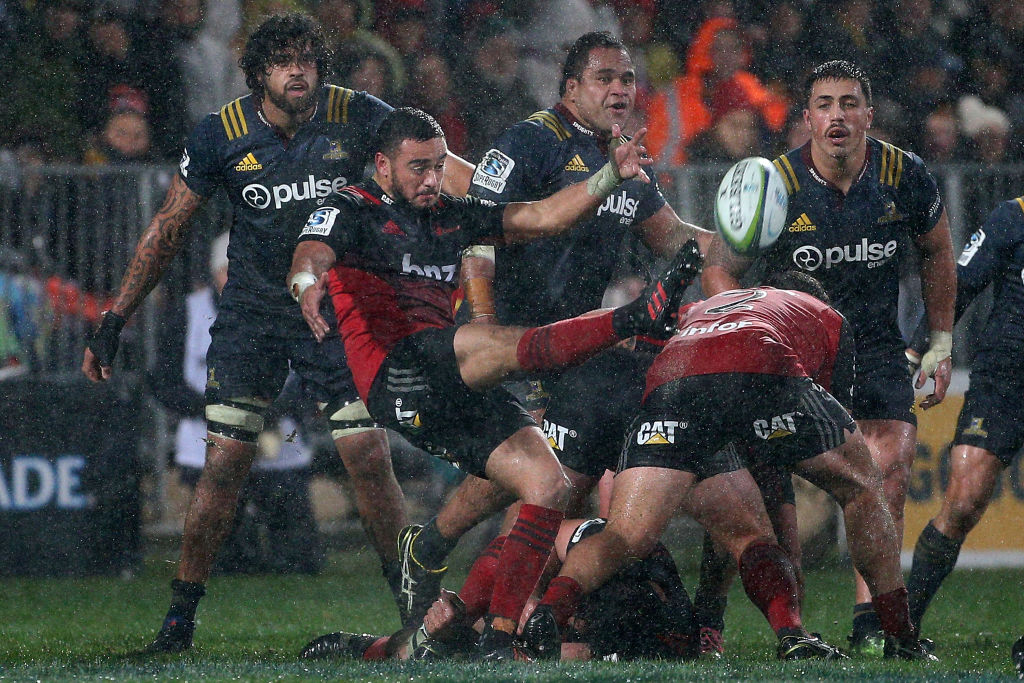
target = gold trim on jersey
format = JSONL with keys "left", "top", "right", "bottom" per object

{"left": 527, "top": 110, "right": 571, "bottom": 141}
{"left": 220, "top": 98, "right": 248, "bottom": 140}
{"left": 327, "top": 86, "right": 354, "bottom": 123}
{"left": 879, "top": 141, "right": 905, "bottom": 188}
{"left": 1015, "top": 197, "right": 1024, "bottom": 215}
{"left": 773, "top": 156, "right": 799, "bottom": 194}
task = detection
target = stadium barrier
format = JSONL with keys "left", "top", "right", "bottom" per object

{"left": 1, "top": 162, "right": 1022, "bottom": 560}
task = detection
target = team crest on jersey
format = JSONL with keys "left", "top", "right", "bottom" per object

{"left": 301, "top": 207, "right": 339, "bottom": 236}
{"left": 753, "top": 412, "right": 797, "bottom": 440}
{"left": 958, "top": 229, "right": 985, "bottom": 266}
{"left": 234, "top": 153, "right": 263, "bottom": 171}
{"left": 542, "top": 420, "right": 576, "bottom": 452}
{"left": 179, "top": 148, "right": 190, "bottom": 177}
{"left": 877, "top": 200, "right": 904, "bottom": 225}
{"left": 962, "top": 417, "right": 988, "bottom": 438}
{"left": 635, "top": 420, "right": 686, "bottom": 445}
{"left": 323, "top": 140, "right": 349, "bottom": 160}
{"left": 472, "top": 149, "right": 515, "bottom": 194}
{"left": 394, "top": 398, "right": 423, "bottom": 430}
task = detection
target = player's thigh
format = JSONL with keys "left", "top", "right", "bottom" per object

{"left": 952, "top": 374, "right": 1024, "bottom": 470}
{"left": 687, "top": 468, "right": 777, "bottom": 558}
{"left": 485, "top": 424, "right": 570, "bottom": 506}
{"left": 793, "top": 426, "right": 883, "bottom": 506}
{"left": 452, "top": 323, "right": 527, "bottom": 389}
{"left": 604, "top": 466, "right": 692, "bottom": 556}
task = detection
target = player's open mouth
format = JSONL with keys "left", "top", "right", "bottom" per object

{"left": 827, "top": 127, "right": 849, "bottom": 141}
{"left": 609, "top": 102, "right": 629, "bottom": 112}
{"left": 287, "top": 81, "right": 308, "bottom": 93}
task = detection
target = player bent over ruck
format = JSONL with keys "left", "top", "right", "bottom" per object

{"left": 287, "top": 107, "right": 702, "bottom": 659}
{"left": 521, "top": 277, "right": 936, "bottom": 661}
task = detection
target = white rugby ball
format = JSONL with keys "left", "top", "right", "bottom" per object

{"left": 714, "top": 156, "right": 789, "bottom": 256}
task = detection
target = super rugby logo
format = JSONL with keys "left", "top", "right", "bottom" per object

{"left": 596, "top": 189, "right": 639, "bottom": 224}
{"left": 542, "top": 419, "right": 577, "bottom": 452}
{"left": 636, "top": 420, "right": 686, "bottom": 445}
{"left": 472, "top": 149, "right": 515, "bottom": 194}
{"left": 792, "top": 239, "right": 898, "bottom": 271}
{"left": 242, "top": 175, "right": 349, "bottom": 210}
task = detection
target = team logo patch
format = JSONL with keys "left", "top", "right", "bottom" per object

{"left": 472, "top": 149, "right": 515, "bottom": 194}
{"left": 635, "top": 420, "right": 686, "bottom": 445}
{"left": 323, "top": 139, "right": 349, "bottom": 160}
{"left": 877, "top": 200, "right": 904, "bottom": 224}
{"left": 301, "top": 207, "right": 339, "bottom": 236}
{"left": 962, "top": 417, "right": 988, "bottom": 438}
{"left": 958, "top": 229, "right": 985, "bottom": 266}
{"left": 788, "top": 213, "right": 816, "bottom": 232}
{"left": 233, "top": 153, "right": 263, "bottom": 171}
{"left": 753, "top": 412, "right": 797, "bottom": 440}
{"left": 564, "top": 154, "right": 589, "bottom": 172}
{"left": 179, "top": 148, "right": 190, "bottom": 177}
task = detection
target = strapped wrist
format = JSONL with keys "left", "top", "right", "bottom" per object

{"left": 927, "top": 330, "right": 952, "bottom": 358}
{"left": 586, "top": 160, "right": 622, "bottom": 198}
{"left": 289, "top": 271, "right": 317, "bottom": 303}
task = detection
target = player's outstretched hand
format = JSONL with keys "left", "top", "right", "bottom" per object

{"left": 610, "top": 124, "right": 652, "bottom": 184}
{"left": 917, "top": 356, "right": 951, "bottom": 410}
{"left": 300, "top": 273, "right": 331, "bottom": 342}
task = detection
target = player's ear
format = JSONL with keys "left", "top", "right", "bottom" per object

{"left": 375, "top": 151, "right": 390, "bottom": 179}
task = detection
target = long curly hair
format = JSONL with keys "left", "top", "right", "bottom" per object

{"left": 239, "top": 13, "right": 333, "bottom": 98}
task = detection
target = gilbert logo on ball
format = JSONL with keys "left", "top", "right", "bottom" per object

{"left": 714, "top": 157, "right": 789, "bottom": 256}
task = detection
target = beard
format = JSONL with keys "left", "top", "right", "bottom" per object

{"left": 265, "top": 83, "right": 317, "bottom": 116}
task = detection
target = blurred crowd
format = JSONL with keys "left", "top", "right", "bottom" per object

{"left": 1, "top": 0, "right": 1023, "bottom": 168}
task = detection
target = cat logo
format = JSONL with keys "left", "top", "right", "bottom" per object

{"left": 635, "top": 420, "right": 685, "bottom": 445}
{"left": 962, "top": 417, "right": 988, "bottom": 437}
{"left": 323, "top": 140, "right": 349, "bottom": 160}
{"left": 753, "top": 412, "right": 797, "bottom": 440}
{"left": 234, "top": 153, "right": 263, "bottom": 171}
{"left": 564, "top": 154, "right": 590, "bottom": 172}
{"left": 543, "top": 420, "right": 576, "bottom": 451}
{"left": 877, "top": 200, "right": 904, "bottom": 224}
{"left": 788, "top": 213, "right": 816, "bottom": 232}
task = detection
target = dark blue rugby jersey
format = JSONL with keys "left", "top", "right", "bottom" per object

{"left": 949, "top": 198, "right": 1024, "bottom": 374}
{"left": 760, "top": 137, "right": 943, "bottom": 355}
{"left": 468, "top": 104, "right": 666, "bottom": 326}
{"left": 178, "top": 85, "right": 391, "bottom": 316}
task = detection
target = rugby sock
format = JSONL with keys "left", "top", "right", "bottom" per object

{"left": 738, "top": 541, "right": 802, "bottom": 633}
{"left": 460, "top": 536, "right": 506, "bottom": 623}
{"left": 694, "top": 532, "right": 730, "bottom": 631}
{"left": 852, "top": 602, "right": 881, "bottom": 637}
{"left": 362, "top": 636, "right": 392, "bottom": 661}
{"left": 539, "top": 575, "right": 584, "bottom": 628}
{"left": 382, "top": 559, "right": 403, "bottom": 606}
{"left": 488, "top": 504, "right": 563, "bottom": 629}
{"left": 412, "top": 517, "right": 459, "bottom": 570}
{"left": 515, "top": 311, "right": 618, "bottom": 373}
{"left": 906, "top": 520, "right": 962, "bottom": 629}
{"left": 168, "top": 579, "right": 206, "bottom": 622}
{"left": 873, "top": 586, "right": 916, "bottom": 641}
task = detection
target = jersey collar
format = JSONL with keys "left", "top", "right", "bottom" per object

{"left": 554, "top": 103, "right": 622, "bottom": 155}
{"left": 800, "top": 139, "right": 872, "bottom": 193}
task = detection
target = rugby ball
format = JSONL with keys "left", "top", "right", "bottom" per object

{"left": 713, "top": 156, "right": 789, "bottom": 256}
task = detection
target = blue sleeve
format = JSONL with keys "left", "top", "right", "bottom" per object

{"left": 900, "top": 151, "right": 944, "bottom": 237}
{"left": 955, "top": 200, "right": 1021, "bottom": 306}
{"left": 469, "top": 120, "right": 561, "bottom": 202}
{"left": 177, "top": 115, "right": 222, "bottom": 199}
{"left": 634, "top": 174, "right": 667, "bottom": 224}
{"left": 296, "top": 192, "right": 355, "bottom": 255}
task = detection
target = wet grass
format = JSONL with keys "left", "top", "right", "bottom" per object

{"left": 1, "top": 544, "right": 1020, "bottom": 681}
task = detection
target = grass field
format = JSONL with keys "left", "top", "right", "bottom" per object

{"left": 3, "top": 541, "right": 1022, "bottom": 681}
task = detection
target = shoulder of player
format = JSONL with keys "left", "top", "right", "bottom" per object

{"left": 319, "top": 84, "right": 392, "bottom": 124}
{"left": 869, "top": 136, "right": 927, "bottom": 190}
{"left": 983, "top": 197, "right": 1024, "bottom": 240}
{"left": 202, "top": 94, "right": 257, "bottom": 143}
{"left": 768, "top": 149, "right": 803, "bottom": 197}
{"left": 321, "top": 184, "right": 384, "bottom": 211}
{"left": 520, "top": 108, "right": 575, "bottom": 144}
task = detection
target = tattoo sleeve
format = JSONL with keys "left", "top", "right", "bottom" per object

{"left": 111, "top": 174, "right": 204, "bottom": 318}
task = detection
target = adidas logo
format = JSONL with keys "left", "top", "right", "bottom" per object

{"left": 234, "top": 153, "right": 263, "bottom": 171}
{"left": 382, "top": 220, "right": 406, "bottom": 236}
{"left": 788, "top": 213, "right": 816, "bottom": 232}
{"left": 564, "top": 154, "right": 589, "bottom": 172}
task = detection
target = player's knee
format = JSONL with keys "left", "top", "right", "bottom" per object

{"left": 518, "top": 464, "right": 572, "bottom": 510}
{"left": 206, "top": 399, "right": 267, "bottom": 444}
{"left": 323, "top": 399, "right": 381, "bottom": 441}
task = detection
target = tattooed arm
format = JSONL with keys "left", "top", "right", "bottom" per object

{"left": 83, "top": 174, "right": 205, "bottom": 381}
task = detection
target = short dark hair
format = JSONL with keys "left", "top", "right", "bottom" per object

{"left": 375, "top": 107, "right": 445, "bottom": 157}
{"left": 763, "top": 270, "right": 830, "bottom": 304}
{"left": 804, "top": 60, "right": 872, "bottom": 107}
{"left": 559, "top": 31, "right": 628, "bottom": 97}
{"left": 239, "top": 13, "right": 332, "bottom": 98}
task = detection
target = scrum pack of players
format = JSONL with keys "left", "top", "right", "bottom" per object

{"left": 88, "top": 11, "right": 1021, "bottom": 665}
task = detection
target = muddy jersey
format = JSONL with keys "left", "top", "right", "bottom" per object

{"left": 925, "top": 197, "right": 1024, "bottom": 377}
{"left": 296, "top": 180, "right": 505, "bottom": 399}
{"left": 469, "top": 104, "right": 666, "bottom": 326}
{"left": 761, "top": 137, "right": 943, "bottom": 356}
{"left": 645, "top": 287, "right": 850, "bottom": 398}
{"left": 179, "top": 86, "right": 391, "bottom": 317}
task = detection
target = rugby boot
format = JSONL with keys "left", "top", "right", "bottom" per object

{"left": 411, "top": 622, "right": 479, "bottom": 661}
{"left": 475, "top": 623, "right": 536, "bottom": 662}
{"left": 397, "top": 524, "right": 447, "bottom": 628}
{"left": 519, "top": 604, "right": 561, "bottom": 660}
{"left": 699, "top": 626, "right": 725, "bottom": 658}
{"left": 143, "top": 615, "right": 194, "bottom": 654}
{"left": 1012, "top": 634, "right": 1024, "bottom": 678}
{"left": 883, "top": 635, "right": 939, "bottom": 662}
{"left": 611, "top": 238, "right": 702, "bottom": 340}
{"left": 847, "top": 629, "right": 886, "bottom": 658}
{"left": 300, "top": 631, "right": 383, "bottom": 660}
{"left": 777, "top": 633, "right": 847, "bottom": 661}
